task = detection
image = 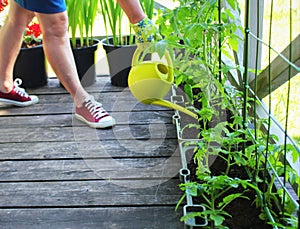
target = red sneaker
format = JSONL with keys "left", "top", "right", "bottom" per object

{"left": 0, "top": 78, "right": 39, "bottom": 107}
{"left": 75, "top": 96, "right": 116, "bottom": 128}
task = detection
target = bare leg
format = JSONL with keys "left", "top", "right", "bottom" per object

{"left": 35, "top": 11, "right": 88, "bottom": 107}
{"left": 0, "top": 1, "right": 34, "bottom": 93}
{"left": 117, "top": 0, "right": 145, "bottom": 23}
{"left": 0, "top": 2, "right": 115, "bottom": 127}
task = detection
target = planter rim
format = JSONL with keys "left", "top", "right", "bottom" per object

{"left": 101, "top": 36, "right": 137, "bottom": 48}
{"left": 70, "top": 38, "right": 100, "bottom": 50}
{"left": 20, "top": 44, "right": 43, "bottom": 51}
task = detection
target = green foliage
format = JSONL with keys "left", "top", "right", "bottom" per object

{"left": 157, "top": 0, "right": 242, "bottom": 79}
{"left": 99, "top": 0, "right": 124, "bottom": 45}
{"left": 157, "top": 0, "right": 299, "bottom": 227}
{"left": 139, "top": 0, "right": 154, "bottom": 20}
{"left": 180, "top": 176, "right": 258, "bottom": 227}
{"left": 66, "top": 0, "right": 98, "bottom": 47}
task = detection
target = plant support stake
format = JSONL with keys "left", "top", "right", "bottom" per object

{"left": 298, "top": 200, "right": 300, "bottom": 229}
{"left": 242, "top": 0, "right": 250, "bottom": 152}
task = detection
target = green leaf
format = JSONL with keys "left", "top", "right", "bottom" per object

{"left": 210, "top": 213, "right": 225, "bottom": 226}
{"left": 155, "top": 40, "right": 167, "bottom": 58}
{"left": 186, "top": 183, "right": 206, "bottom": 196}
{"left": 184, "top": 83, "right": 193, "bottom": 101}
{"left": 289, "top": 145, "right": 300, "bottom": 163}
{"left": 227, "top": 0, "right": 237, "bottom": 10}
{"left": 233, "top": 153, "right": 247, "bottom": 165}
{"left": 228, "top": 37, "right": 239, "bottom": 52}
{"left": 186, "top": 185, "right": 198, "bottom": 196}
{"left": 175, "top": 193, "right": 186, "bottom": 211}
{"left": 219, "top": 193, "right": 249, "bottom": 208}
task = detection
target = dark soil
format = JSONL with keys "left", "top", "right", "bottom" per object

{"left": 187, "top": 155, "right": 272, "bottom": 229}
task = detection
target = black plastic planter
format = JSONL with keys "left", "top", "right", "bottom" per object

{"left": 101, "top": 36, "right": 137, "bottom": 87}
{"left": 71, "top": 39, "right": 99, "bottom": 87}
{"left": 13, "top": 45, "right": 47, "bottom": 89}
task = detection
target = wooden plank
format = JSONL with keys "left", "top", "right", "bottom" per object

{"left": 0, "top": 180, "right": 182, "bottom": 207}
{"left": 0, "top": 124, "right": 177, "bottom": 143}
{"left": 0, "top": 102, "right": 172, "bottom": 116}
{"left": 27, "top": 76, "right": 124, "bottom": 94}
{"left": 0, "top": 111, "right": 174, "bottom": 126}
{"left": 250, "top": 34, "right": 300, "bottom": 99}
{"left": 0, "top": 72, "right": 183, "bottom": 228}
{"left": 0, "top": 206, "right": 183, "bottom": 229}
{"left": 0, "top": 77, "right": 175, "bottom": 115}
{"left": 0, "top": 156, "right": 182, "bottom": 181}
{"left": 0, "top": 139, "right": 178, "bottom": 160}
{"left": 29, "top": 91, "right": 139, "bottom": 104}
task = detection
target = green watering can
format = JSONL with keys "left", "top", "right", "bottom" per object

{"left": 128, "top": 47, "right": 198, "bottom": 119}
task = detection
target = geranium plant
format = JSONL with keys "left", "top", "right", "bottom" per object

{"left": 0, "top": 0, "right": 8, "bottom": 25}
{"left": 0, "top": 1, "right": 42, "bottom": 48}
{"left": 0, "top": 0, "right": 8, "bottom": 13}
{"left": 22, "top": 21, "right": 42, "bottom": 48}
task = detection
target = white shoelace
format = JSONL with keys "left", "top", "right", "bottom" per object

{"left": 84, "top": 96, "right": 108, "bottom": 119}
{"left": 13, "top": 78, "right": 29, "bottom": 98}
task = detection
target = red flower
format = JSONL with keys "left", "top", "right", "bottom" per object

{"left": 0, "top": 0, "right": 8, "bottom": 13}
{"left": 25, "top": 23, "right": 42, "bottom": 38}
{"left": 23, "top": 22, "right": 42, "bottom": 48}
{"left": 0, "top": 1, "right": 42, "bottom": 48}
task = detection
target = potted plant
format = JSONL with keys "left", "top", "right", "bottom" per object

{"left": 0, "top": 2, "right": 47, "bottom": 88}
{"left": 99, "top": 0, "right": 154, "bottom": 87}
{"left": 0, "top": 0, "right": 8, "bottom": 14}
{"left": 99, "top": 0, "right": 134, "bottom": 87}
{"left": 13, "top": 20, "right": 48, "bottom": 88}
{"left": 65, "top": 0, "right": 99, "bottom": 86}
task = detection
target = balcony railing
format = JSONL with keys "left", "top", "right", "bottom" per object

{"left": 225, "top": 0, "right": 300, "bottom": 226}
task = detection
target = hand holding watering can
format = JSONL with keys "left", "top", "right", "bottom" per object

{"left": 132, "top": 17, "right": 162, "bottom": 49}
{"left": 129, "top": 18, "right": 198, "bottom": 119}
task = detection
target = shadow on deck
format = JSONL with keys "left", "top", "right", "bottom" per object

{"left": 0, "top": 76, "right": 183, "bottom": 229}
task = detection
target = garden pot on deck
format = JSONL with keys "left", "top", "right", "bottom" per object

{"left": 71, "top": 38, "right": 99, "bottom": 87}
{"left": 101, "top": 36, "right": 137, "bottom": 87}
{"left": 13, "top": 44, "right": 47, "bottom": 89}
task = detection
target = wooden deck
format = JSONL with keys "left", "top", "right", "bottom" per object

{"left": 0, "top": 76, "right": 183, "bottom": 228}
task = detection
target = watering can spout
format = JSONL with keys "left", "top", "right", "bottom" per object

{"left": 151, "top": 99, "right": 198, "bottom": 119}
{"left": 128, "top": 47, "right": 198, "bottom": 119}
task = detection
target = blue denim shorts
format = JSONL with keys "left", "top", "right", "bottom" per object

{"left": 14, "top": 0, "right": 66, "bottom": 14}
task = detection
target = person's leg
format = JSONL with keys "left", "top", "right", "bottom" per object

{"left": 0, "top": 0, "right": 114, "bottom": 127}
{"left": 0, "top": 1, "right": 34, "bottom": 93}
{"left": 34, "top": 11, "right": 88, "bottom": 107}
{"left": 35, "top": 11, "right": 115, "bottom": 128}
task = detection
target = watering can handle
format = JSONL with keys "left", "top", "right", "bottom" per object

{"left": 131, "top": 47, "right": 174, "bottom": 77}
